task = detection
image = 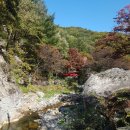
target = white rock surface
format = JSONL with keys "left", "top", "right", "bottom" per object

{"left": 83, "top": 68, "right": 130, "bottom": 96}
{"left": 0, "top": 92, "right": 62, "bottom": 128}
{"left": 0, "top": 55, "right": 62, "bottom": 128}
{"left": 0, "top": 55, "right": 6, "bottom": 65}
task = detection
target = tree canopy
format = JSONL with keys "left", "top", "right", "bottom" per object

{"left": 114, "top": 4, "right": 130, "bottom": 33}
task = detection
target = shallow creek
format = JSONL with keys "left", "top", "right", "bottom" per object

{"left": 0, "top": 102, "right": 63, "bottom": 130}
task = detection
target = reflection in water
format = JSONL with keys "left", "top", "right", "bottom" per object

{"left": 1, "top": 102, "right": 64, "bottom": 130}
{"left": 1, "top": 112, "right": 39, "bottom": 130}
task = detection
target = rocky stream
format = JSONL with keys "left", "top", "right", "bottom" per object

{"left": 1, "top": 59, "right": 130, "bottom": 130}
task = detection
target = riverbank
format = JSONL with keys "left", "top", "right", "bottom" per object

{"left": 0, "top": 92, "right": 63, "bottom": 129}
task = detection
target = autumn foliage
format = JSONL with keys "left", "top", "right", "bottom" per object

{"left": 114, "top": 4, "right": 130, "bottom": 33}
{"left": 93, "top": 33, "right": 130, "bottom": 70}
{"left": 66, "top": 48, "right": 87, "bottom": 71}
{"left": 95, "top": 33, "right": 130, "bottom": 58}
{"left": 37, "top": 44, "right": 65, "bottom": 76}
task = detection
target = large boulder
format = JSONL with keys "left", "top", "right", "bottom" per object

{"left": 83, "top": 68, "right": 130, "bottom": 96}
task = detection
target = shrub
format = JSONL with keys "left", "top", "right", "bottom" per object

{"left": 37, "top": 44, "right": 65, "bottom": 78}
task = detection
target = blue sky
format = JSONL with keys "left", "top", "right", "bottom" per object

{"left": 44, "top": 0, "right": 130, "bottom": 32}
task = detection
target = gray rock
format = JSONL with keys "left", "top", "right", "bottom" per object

{"left": 36, "top": 91, "right": 45, "bottom": 98}
{"left": 0, "top": 55, "right": 6, "bottom": 66}
{"left": 39, "top": 126, "right": 48, "bottom": 130}
{"left": 117, "top": 127, "right": 130, "bottom": 130}
{"left": 0, "top": 92, "right": 63, "bottom": 128}
{"left": 39, "top": 108, "right": 63, "bottom": 130}
{"left": 14, "top": 55, "right": 22, "bottom": 63}
{"left": 83, "top": 68, "right": 130, "bottom": 96}
{"left": 0, "top": 65, "right": 20, "bottom": 98}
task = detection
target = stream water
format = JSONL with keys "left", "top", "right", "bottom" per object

{"left": 0, "top": 112, "right": 40, "bottom": 130}
{"left": 0, "top": 102, "right": 64, "bottom": 130}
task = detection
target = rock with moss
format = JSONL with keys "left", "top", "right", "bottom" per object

{"left": 83, "top": 68, "right": 130, "bottom": 97}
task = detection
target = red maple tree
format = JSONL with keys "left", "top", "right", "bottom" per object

{"left": 66, "top": 48, "right": 87, "bottom": 71}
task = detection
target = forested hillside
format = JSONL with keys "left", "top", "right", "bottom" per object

{"left": 0, "top": 0, "right": 130, "bottom": 88}
{"left": 0, "top": 0, "right": 105, "bottom": 87}
{"left": 59, "top": 27, "right": 105, "bottom": 53}
{"left": 1, "top": 0, "right": 130, "bottom": 130}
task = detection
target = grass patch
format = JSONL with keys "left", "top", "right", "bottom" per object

{"left": 19, "top": 84, "right": 72, "bottom": 98}
{"left": 19, "top": 85, "right": 39, "bottom": 93}
{"left": 42, "top": 85, "right": 72, "bottom": 98}
{"left": 19, "top": 86, "right": 29, "bottom": 93}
